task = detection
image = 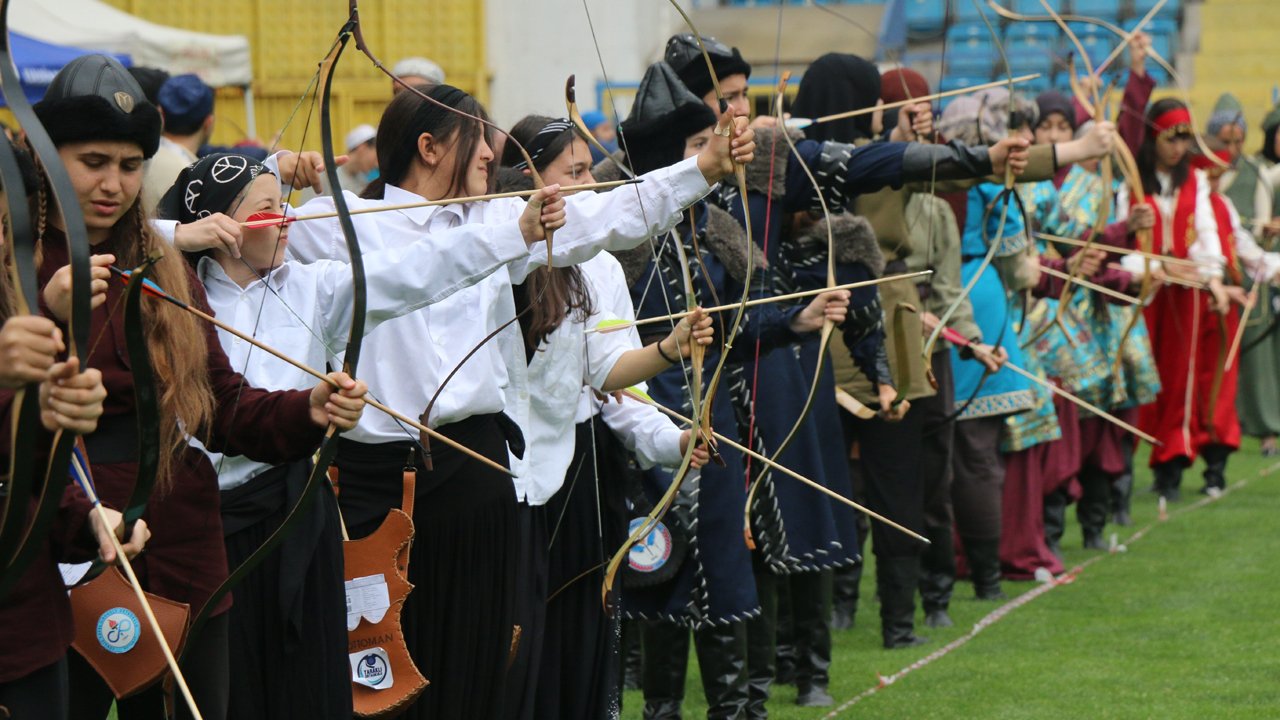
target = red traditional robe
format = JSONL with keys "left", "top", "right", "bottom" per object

{"left": 1137, "top": 172, "right": 1207, "bottom": 466}
{"left": 1192, "top": 192, "right": 1243, "bottom": 451}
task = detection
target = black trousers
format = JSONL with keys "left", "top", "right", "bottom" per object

{"left": 335, "top": 414, "right": 519, "bottom": 720}
{"left": 68, "top": 613, "right": 230, "bottom": 720}
{"left": 951, "top": 416, "right": 1006, "bottom": 542}
{"left": 839, "top": 408, "right": 927, "bottom": 559}
{"left": 0, "top": 657, "right": 68, "bottom": 720}
{"left": 917, "top": 352, "right": 959, "bottom": 610}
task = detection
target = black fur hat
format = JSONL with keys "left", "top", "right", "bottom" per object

{"left": 34, "top": 54, "right": 162, "bottom": 158}
{"left": 618, "top": 62, "right": 717, "bottom": 175}
{"left": 664, "top": 33, "right": 751, "bottom": 102}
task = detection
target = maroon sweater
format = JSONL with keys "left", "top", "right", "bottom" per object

{"left": 0, "top": 229, "right": 324, "bottom": 681}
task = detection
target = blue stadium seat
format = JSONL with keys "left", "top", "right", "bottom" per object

{"left": 940, "top": 74, "right": 991, "bottom": 95}
{"left": 1011, "top": 0, "right": 1064, "bottom": 13}
{"left": 1007, "top": 48, "right": 1057, "bottom": 79}
{"left": 947, "top": 22, "right": 994, "bottom": 51}
{"left": 1071, "top": 0, "right": 1121, "bottom": 23}
{"left": 950, "top": 0, "right": 991, "bottom": 26}
{"left": 905, "top": 0, "right": 948, "bottom": 34}
{"left": 1133, "top": 0, "right": 1180, "bottom": 20}
{"left": 1006, "top": 22, "right": 1060, "bottom": 52}
{"left": 947, "top": 51, "right": 996, "bottom": 77}
{"left": 1130, "top": 17, "right": 1179, "bottom": 61}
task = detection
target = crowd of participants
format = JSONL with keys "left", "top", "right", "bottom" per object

{"left": 1, "top": 26, "right": 1277, "bottom": 720}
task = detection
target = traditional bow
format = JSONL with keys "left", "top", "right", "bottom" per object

{"left": 0, "top": 0, "right": 93, "bottom": 597}
{"left": 183, "top": 16, "right": 369, "bottom": 652}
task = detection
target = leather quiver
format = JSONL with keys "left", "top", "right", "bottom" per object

{"left": 70, "top": 566, "right": 189, "bottom": 699}
{"left": 343, "top": 468, "right": 427, "bottom": 718}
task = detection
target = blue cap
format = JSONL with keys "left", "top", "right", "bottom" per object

{"left": 157, "top": 74, "right": 213, "bottom": 131}
{"left": 580, "top": 110, "right": 607, "bottom": 131}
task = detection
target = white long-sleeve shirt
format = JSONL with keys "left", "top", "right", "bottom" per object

{"left": 280, "top": 156, "right": 711, "bottom": 482}
{"left": 1223, "top": 199, "right": 1280, "bottom": 282}
{"left": 1118, "top": 169, "right": 1225, "bottom": 280}
{"left": 193, "top": 208, "right": 530, "bottom": 489}
{"left": 571, "top": 255, "right": 684, "bottom": 472}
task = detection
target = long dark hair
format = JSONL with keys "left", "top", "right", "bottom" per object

{"left": 497, "top": 115, "right": 594, "bottom": 349}
{"left": 1138, "top": 98, "right": 1192, "bottom": 197}
{"left": 361, "top": 83, "right": 493, "bottom": 200}
{"left": 1263, "top": 124, "right": 1280, "bottom": 164}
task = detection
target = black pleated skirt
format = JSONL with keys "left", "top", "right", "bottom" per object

{"left": 535, "top": 416, "right": 631, "bottom": 719}
{"left": 335, "top": 414, "right": 519, "bottom": 720}
{"left": 220, "top": 459, "right": 351, "bottom": 720}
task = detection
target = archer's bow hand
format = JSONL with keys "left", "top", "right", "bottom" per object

{"left": 520, "top": 184, "right": 565, "bottom": 244}
{"left": 174, "top": 213, "right": 244, "bottom": 258}
{"left": 0, "top": 315, "right": 64, "bottom": 388}
{"left": 42, "top": 254, "right": 114, "bottom": 323}
{"left": 276, "top": 150, "right": 348, "bottom": 194}
{"left": 990, "top": 137, "right": 1031, "bottom": 177}
{"left": 91, "top": 508, "right": 150, "bottom": 564}
{"left": 1128, "top": 31, "right": 1151, "bottom": 76}
{"left": 678, "top": 429, "right": 712, "bottom": 469}
{"left": 790, "top": 289, "right": 851, "bottom": 334}
{"left": 665, "top": 306, "right": 714, "bottom": 359}
{"left": 697, "top": 108, "right": 755, "bottom": 183}
{"left": 1068, "top": 247, "right": 1108, "bottom": 278}
{"left": 1127, "top": 204, "right": 1156, "bottom": 233}
{"left": 891, "top": 102, "right": 934, "bottom": 143}
{"left": 309, "top": 371, "right": 368, "bottom": 431}
{"left": 1061, "top": 121, "right": 1117, "bottom": 165}
{"left": 970, "top": 343, "right": 1007, "bottom": 373}
{"left": 39, "top": 357, "right": 105, "bottom": 434}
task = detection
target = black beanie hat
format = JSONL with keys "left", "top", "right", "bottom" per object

{"left": 619, "top": 62, "right": 718, "bottom": 176}
{"left": 34, "top": 54, "right": 162, "bottom": 159}
{"left": 664, "top": 33, "right": 752, "bottom": 102}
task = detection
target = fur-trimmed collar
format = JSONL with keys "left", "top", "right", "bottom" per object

{"left": 791, "top": 212, "right": 884, "bottom": 276}
{"left": 741, "top": 126, "right": 805, "bottom": 200}
{"left": 612, "top": 203, "right": 765, "bottom": 289}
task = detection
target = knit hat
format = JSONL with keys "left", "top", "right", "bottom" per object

{"left": 344, "top": 124, "right": 376, "bottom": 152}
{"left": 664, "top": 33, "right": 751, "bottom": 102}
{"left": 158, "top": 74, "right": 215, "bottom": 134}
{"left": 618, "top": 62, "right": 717, "bottom": 175}
{"left": 1206, "top": 93, "right": 1246, "bottom": 136}
{"left": 1036, "top": 90, "right": 1077, "bottom": 132}
{"left": 880, "top": 67, "right": 930, "bottom": 105}
{"left": 34, "top": 54, "right": 162, "bottom": 158}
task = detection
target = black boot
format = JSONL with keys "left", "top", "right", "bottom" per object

{"left": 693, "top": 621, "right": 749, "bottom": 720}
{"left": 774, "top": 580, "right": 796, "bottom": 686}
{"left": 745, "top": 569, "right": 777, "bottom": 720}
{"left": 641, "top": 621, "right": 689, "bottom": 720}
{"left": 877, "top": 555, "right": 928, "bottom": 649}
{"left": 622, "top": 619, "right": 643, "bottom": 691}
{"left": 919, "top": 523, "right": 955, "bottom": 628}
{"left": 1201, "top": 444, "right": 1231, "bottom": 495}
{"left": 830, "top": 562, "right": 860, "bottom": 631}
{"left": 1110, "top": 470, "right": 1133, "bottom": 526}
{"left": 1077, "top": 467, "right": 1111, "bottom": 550}
{"left": 1153, "top": 460, "right": 1185, "bottom": 502}
{"left": 791, "top": 571, "right": 834, "bottom": 707}
{"left": 1043, "top": 489, "right": 1068, "bottom": 561}
{"left": 964, "top": 538, "right": 1006, "bottom": 601}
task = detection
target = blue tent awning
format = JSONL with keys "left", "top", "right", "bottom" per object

{"left": 2, "top": 32, "right": 131, "bottom": 106}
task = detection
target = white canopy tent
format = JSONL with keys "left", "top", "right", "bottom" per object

{"left": 10, "top": 0, "right": 257, "bottom": 134}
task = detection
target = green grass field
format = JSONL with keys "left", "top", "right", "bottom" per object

{"left": 621, "top": 439, "right": 1280, "bottom": 719}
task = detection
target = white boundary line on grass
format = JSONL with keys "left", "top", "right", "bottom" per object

{"left": 823, "top": 462, "right": 1277, "bottom": 719}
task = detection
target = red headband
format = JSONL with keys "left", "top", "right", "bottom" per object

{"left": 1190, "top": 148, "right": 1233, "bottom": 174}
{"left": 1152, "top": 107, "right": 1193, "bottom": 137}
